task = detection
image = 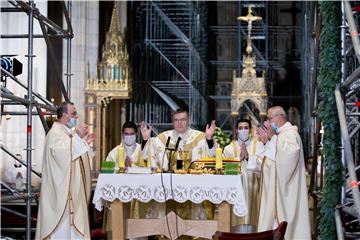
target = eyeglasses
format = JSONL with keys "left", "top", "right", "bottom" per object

{"left": 174, "top": 118, "right": 188, "bottom": 123}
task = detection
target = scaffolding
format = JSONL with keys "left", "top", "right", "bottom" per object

{"left": 1, "top": 0, "right": 73, "bottom": 238}
{"left": 208, "top": 1, "right": 269, "bottom": 129}
{"left": 333, "top": 1, "right": 360, "bottom": 238}
{"left": 128, "top": 1, "right": 208, "bottom": 132}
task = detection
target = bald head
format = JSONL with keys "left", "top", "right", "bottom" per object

{"left": 267, "top": 106, "right": 287, "bottom": 128}
{"left": 268, "top": 106, "right": 286, "bottom": 119}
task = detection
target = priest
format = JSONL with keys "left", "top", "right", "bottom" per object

{"left": 140, "top": 108, "right": 216, "bottom": 170}
{"left": 223, "top": 118, "right": 260, "bottom": 228}
{"left": 140, "top": 108, "right": 216, "bottom": 220}
{"left": 35, "top": 102, "right": 94, "bottom": 240}
{"left": 255, "top": 106, "right": 311, "bottom": 239}
{"left": 105, "top": 121, "right": 144, "bottom": 169}
{"left": 104, "top": 120, "right": 146, "bottom": 237}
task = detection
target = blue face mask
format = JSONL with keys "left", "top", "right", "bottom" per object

{"left": 67, "top": 117, "right": 78, "bottom": 128}
{"left": 271, "top": 122, "right": 278, "bottom": 133}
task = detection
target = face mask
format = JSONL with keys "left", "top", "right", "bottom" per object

{"left": 123, "top": 135, "right": 136, "bottom": 146}
{"left": 67, "top": 117, "right": 78, "bottom": 128}
{"left": 238, "top": 129, "right": 250, "bottom": 142}
{"left": 271, "top": 122, "right": 278, "bottom": 133}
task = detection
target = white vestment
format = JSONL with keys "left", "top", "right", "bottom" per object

{"left": 142, "top": 128, "right": 215, "bottom": 220}
{"left": 256, "top": 122, "right": 311, "bottom": 240}
{"left": 223, "top": 139, "right": 260, "bottom": 227}
{"left": 104, "top": 142, "right": 146, "bottom": 240}
{"left": 106, "top": 143, "right": 144, "bottom": 169}
{"left": 35, "top": 122, "right": 92, "bottom": 240}
{"left": 143, "top": 128, "right": 215, "bottom": 169}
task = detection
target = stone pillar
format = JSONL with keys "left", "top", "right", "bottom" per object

{"left": 63, "top": 1, "right": 99, "bottom": 122}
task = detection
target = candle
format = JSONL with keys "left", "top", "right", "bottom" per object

{"left": 146, "top": 140, "right": 151, "bottom": 167}
{"left": 215, "top": 148, "right": 223, "bottom": 169}
{"left": 118, "top": 145, "right": 125, "bottom": 169}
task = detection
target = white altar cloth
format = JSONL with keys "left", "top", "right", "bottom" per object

{"left": 93, "top": 173, "right": 248, "bottom": 216}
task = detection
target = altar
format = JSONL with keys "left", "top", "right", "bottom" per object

{"left": 93, "top": 173, "right": 248, "bottom": 239}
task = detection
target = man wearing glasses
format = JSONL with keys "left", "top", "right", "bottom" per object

{"left": 140, "top": 108, "right": 216, "bottom": 170}
{"left": 255, "top": 106, "right": 310, "bottom": 240}
{"left": 139, "top": 108, "right": 216, "bottom": 221}
{"left": 36, "top": 102, "right": 94, "bottom": 240}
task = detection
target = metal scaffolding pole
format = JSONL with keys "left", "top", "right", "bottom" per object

{"left": 65, "top": 0, "right": 72, "bottom": 97}
{"left": 334, "top": 2, "right": 360, "bottom": 237}
{"left": 1, "top": 1, "right": 74, "bottom": 238}
{"left": 25, "top": 0, "right": 34, "bottom": 238}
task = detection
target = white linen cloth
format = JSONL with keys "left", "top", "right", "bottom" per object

{"left": 93, "top": 173, "right": 248, "bottom": 217}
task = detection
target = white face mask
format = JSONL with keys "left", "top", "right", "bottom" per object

{"left": 67, "top": 117, "right": 78, "bottom": 128}
{"left": 238, "top": 129, "right": 250, "bottom": 142}
{"left": 123, "top": 135, "right": 136, "bottom": 146}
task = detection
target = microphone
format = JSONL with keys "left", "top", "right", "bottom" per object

{"left": 165, "top": 136, "right": 171, "bottom": 149}
{"left": 174, "top": 137, "right": 181, "bottom": 151}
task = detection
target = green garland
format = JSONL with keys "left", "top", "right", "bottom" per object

{"left": 318, "top": 1, "right": 343, "bottom": 239}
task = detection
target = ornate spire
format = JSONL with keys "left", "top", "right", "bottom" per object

{"left": 231, "top": 5, "right": 267, "bottom": 118}
{"left": 109, "top": 2, "right": 120, "bottom": 33}
{"left": 85, "top": 1, "right": 130, "bottom": 98}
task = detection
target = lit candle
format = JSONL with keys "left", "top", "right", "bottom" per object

{"left": 118, "top": 145, "right": 125, "bottom": 169}
{"left": 215, "top": 147, "right": 223, "bottom": 169}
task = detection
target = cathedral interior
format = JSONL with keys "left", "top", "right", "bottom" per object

{"left": 1, "top": 1, "right": 360, "bottom": 239}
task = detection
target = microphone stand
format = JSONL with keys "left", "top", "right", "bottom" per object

{"left": 163, "top": 137, "right": 181, "bottom": 173}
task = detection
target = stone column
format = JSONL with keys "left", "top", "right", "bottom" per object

{"left": 63, "top": 1, "right": 99, "bottom": 122}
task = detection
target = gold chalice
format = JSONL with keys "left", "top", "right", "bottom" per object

{"left": 178, "top": 150, "right": 191, "bottom": 170}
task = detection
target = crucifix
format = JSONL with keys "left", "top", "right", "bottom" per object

{"left": 237, "top": 5, "right": 262, "bottom": 54}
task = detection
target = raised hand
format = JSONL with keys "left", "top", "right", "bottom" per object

{"left": 264, "top": 120, "right": 275, "bottom": 139}
{"left": 140, "top": 121, "right": 152, "bottom": 141}
{"left": 76, "top": 124, "right": 89, "bottom": 138}
{"left": 84, "top": 132, "right": 96, "bottom": 145}
{"left": 205, "top": 120, "right": 216, "bottom": 140}
{"left": 125, "top": 156, "right": 132, "bottom": 167}
{"left": 240, "top": 142, "right": 248, "bottom": 161}
{"left": 256, "top": 127, "right": 268, "bottom": 144}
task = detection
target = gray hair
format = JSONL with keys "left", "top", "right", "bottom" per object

{"left": 268, "top": 106, "right": 287, "bottom": 119}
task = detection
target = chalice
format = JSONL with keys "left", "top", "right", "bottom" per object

{"left": 178, "top": 150, "right": 191, "bottom": 170}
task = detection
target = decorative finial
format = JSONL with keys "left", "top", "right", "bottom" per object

{"left": 109, "top": 2, "right": 120, "bottom": 33}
